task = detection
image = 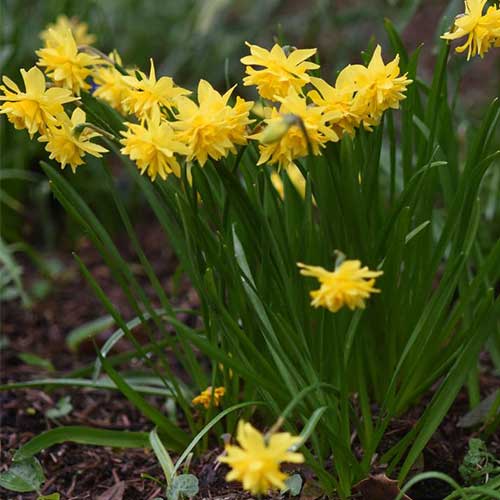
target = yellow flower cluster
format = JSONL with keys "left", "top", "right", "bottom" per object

{"left": 298, "top": 259, "right": 383, "bottom": 313}
{"left": 191, "top": 386, "right": 225, "bottom": 408}
{"left": 92, "top": 51, "right": 131, "bottom": 114}
{"left": 119, "top": 75, "right": 253, "bottom": 177}
{"left": 0, "top": 66, "right": 106, "bottom": 171}
{"left": 242, "top": 42, "right": 412, "bottom": 170}
{"left": 442, "top": 0, "right": 500, "bottom": 59}
{"left": 39, "top": 107, "right": 107, "bottom": 172}
{"left": 2, "top": 13, "right": 414, "bottom": 179}
{"left": 122, "top": 59, "right": 191, "bottom": 119}
{"left": 219, "top": 420, "right": 304, "bottom": 495}
{"left": 0, "top": 67, "right": 76, "bottom": 137}
{"left": 36, "top": 27, "right": 102, "bottom": 95}
{"left": 0, "top": 17, "right": 110, "bottom": 171}
{"left": 40, "top": 15, "right": 96, "bottom": 47}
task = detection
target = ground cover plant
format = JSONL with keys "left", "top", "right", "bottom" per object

{"left": 0, "top": 0, "right": 499, "bottom": 499}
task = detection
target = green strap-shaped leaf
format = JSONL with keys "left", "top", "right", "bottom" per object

{"left": 13, "top": 427, "right": 150, "bottom": 462}
{"left": 99, "top": 352, "right": 189, "bottom": 450}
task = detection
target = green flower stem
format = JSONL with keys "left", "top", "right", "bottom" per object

{"left": 73, "top": 122, "right": 120, "bottom": 144}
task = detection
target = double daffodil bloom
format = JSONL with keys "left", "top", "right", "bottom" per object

{"left": 0, "top": 66, "right": 77, "bottom": 137}
{"left": 298, "top": 259, "right": 383, "bottom": 312}
{"left": 219, "top": 421, "right": 304, "bottom": 495}
{"left": 38, "top": 108, "right": 108, "bottom": 172}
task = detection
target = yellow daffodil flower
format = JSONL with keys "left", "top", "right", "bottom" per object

{"left": 241, "top": 42, "right": 319, "bottom": 100}
{"left": 36, "top": 28, "right": 102, "bottom": 95}
{"left": 298, "top": 259, "right": 383, "bottom": 312}
{"left": 93, "top": 52, "right": 131, "bottom": 114}
{"left": 172, "top": 80, "right": 253, "bottom": 166}
{"left": 40, "top": 15, "right": 96, "bottom": 47}
{"left": 122, "top": 59, "right": 190, "bottom": 119}
{"left": 442, "top": 0, "right": 500, "bottom": 59}
{"left": 0, "top": 66, "right": 77, "bottom": 137}
{"left": 250, "top": 88, "right": 338, "bottom": 170}
{"left": 38, "top": 108, "right": 107, "bottom": 172}
{"left": 336, "top": 45, "right": 411, "bottom": 129}
{"left": 219, "top": 420, "right": 304, "bottom": 495}
{"left": 308, "top": 76, "right": 360, "bottom": 136}
{"left": 120, "top": 106, "right": 189, "bottom": 181}
{"left": 192, "top": 386, "right": 225, "bottom": 408}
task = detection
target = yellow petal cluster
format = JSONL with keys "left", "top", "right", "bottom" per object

{"left": 120, "top": 107, "right": 189, "bottom": 181}
{"left": 241, "top": 43, "right": 319, "bottom": 100}
{"left": 38, "top": 108, "right": 107, "bottom": 172}
{"left": 441, "top": 0, "right": 500, "bottom": 59}
{"left": 298, "top": 259, "right": 383, "bottom": 312}
{"left": 0, "top": 66, "right": 77, "bottom": 137}
{"left": 4, "top": 23, "right": 417, "bottom": 181}
{"left": 93, "top": 52, "right": 131, "bottom": 114}
{"left": 336, "top": 45, "right": 412, "bottom": 129}
{"left": 123, "top": 59, "right": 190, "bottom": 119}
{"left": 219, "top": 420, "right": 304, "bottom": 495}
{"left": 191, "top": 386, "right": 225, "bottom": 409}
{"left": 308, "top": 76, "right": 360, "bottom": 136}
{"left": 250, "top": 88, "right": 338, "bottom": 170}
{"left": 248, "top": 43, "right": 410, "bottom": 169}
{"left": 172, "top": 80, "right": 253, "bottom": 166}
{"left": 36, "top": 28, "right": 102, "bottom": 95}
{"left": 40, "top": 15, "right": 96, "bottom": 47}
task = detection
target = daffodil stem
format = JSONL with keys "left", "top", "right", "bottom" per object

{"left": 296, "top": 116, "right": 314, "bottom": 158}
{"left": 78, "top": 45, "right": 114, "bottom": 64}
{"left": 74, "top": 122, "right": 119, "bottom": 143}
{"left": 78, "top": 45, "right": 128, "bottom": 75}
{"left": 265, "top": 416, "right": 285, "bottom": 441}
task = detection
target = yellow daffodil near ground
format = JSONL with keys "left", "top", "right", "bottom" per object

{"left": 219, "top": 420, "right": 304, "bottom": 495}
{"left": 298, "top": 260, "right": 383, "bottom": 313}
{"left": 191, "top": 386, "right": 225, "bottom": 408}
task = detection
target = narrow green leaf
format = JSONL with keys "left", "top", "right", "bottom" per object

{"left": 99, "top": 352, "right": 189, "bottom": 450}
{"left": 18, "top": 353, "right": 54, "bottom": 372}
{"left": 13, "top": 427, "right": 150, "bottom": 462}
{"left": 292, "top": 407, "right": 328, "bottom": 451}
{"left": 173, "top": 401, "right": 262, "bottom": 475}
{"left": 149, "top": 428, "right": 175, "bottom": 485}
{"left": 66, "top": 315, "right": 114, "bottom": 352}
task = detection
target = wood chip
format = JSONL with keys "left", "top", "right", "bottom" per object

{"left": 96, "top": 480, "right": 126, "bottom": 500}
{"left": 353, "top": 473, "right": 413, "bottom": 500}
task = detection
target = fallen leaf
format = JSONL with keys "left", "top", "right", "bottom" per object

{"left": 96, "top": 481, "right": 126, "bottom": 500}
{"left": 299, "top": 479, "right": 323, "bottom": 499}
{"left": 353, "top": 474, "right": 413, "bottom": 500}
{"left": 458, "top": 390, "right": 500, "bottom": 428}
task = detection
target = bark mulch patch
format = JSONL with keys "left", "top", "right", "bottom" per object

{"left": 1, "top": 230, "right": 498, "bottom": 499}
